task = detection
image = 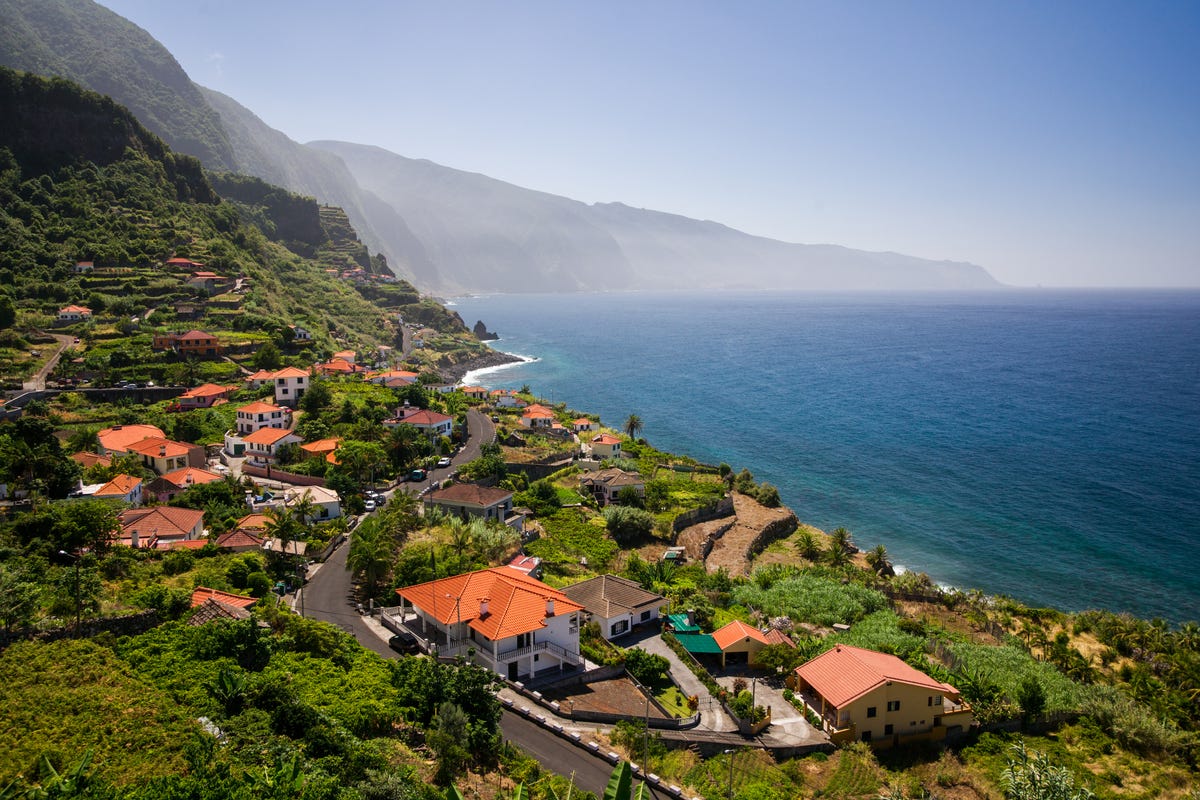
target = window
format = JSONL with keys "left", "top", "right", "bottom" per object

{"left": 884, "top": 724, "right": 894, "bottom": 735}
{"left": 611, "top": 620, "right": 629, "bottom": 636}
{"left": 640, "top": 610, "right": 651, "bottom": 621}
{"left": 866, "top": 706, "right": 877, "bottom": 718}
{"left": 887, "top": 700, "right": 900, "bottom": 712}
{"left": 928, "top": 696, "right": 935, "bottom": 706}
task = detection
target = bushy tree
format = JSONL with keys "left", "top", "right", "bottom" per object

{"left": 624, "top": 647, "right": 669, "bottom": 685}
{"left": 603, "top": 505, "right": 655, "bottom": 545}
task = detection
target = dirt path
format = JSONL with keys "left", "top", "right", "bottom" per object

{"left": 22, "top": 333, "right": 75, "bottom": 391}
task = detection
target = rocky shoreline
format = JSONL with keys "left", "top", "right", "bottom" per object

{"left": 438, "top": 347, "right": 525, "bottom": 384}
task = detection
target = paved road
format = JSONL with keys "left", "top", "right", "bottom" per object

{"left": 22, "top": 333, "right": 75, "bottom": 391}
{"left": 401, "top": 407, "right": 495, "bottom": 497}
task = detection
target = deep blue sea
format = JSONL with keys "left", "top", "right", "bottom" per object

{"left": 451, "top": 290, "right": 1200, "bottom": 624}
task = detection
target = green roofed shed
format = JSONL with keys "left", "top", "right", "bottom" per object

{"left": 667, "top": 613, "right": 700, "bottom": 633}
{"left": 675, "top": 632, "right": 722, "bottom": 654}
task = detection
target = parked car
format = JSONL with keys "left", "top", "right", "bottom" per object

{"left": 409, "top": 468, "right": 427, "bottom": 482}
{"left": 491, "top": 415, "right": 500, "bottom": 423}
{"left": 364, "top": 499, "right": 377, "bottom": 512}
{"left": 436, "top": 457, "right": 451, "bottom": 468}
{"left": 388, "top": 631, "right": 420, "bottom": 654}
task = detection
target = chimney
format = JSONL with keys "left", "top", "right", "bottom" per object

{"left": 686, "top": 609, "right": 695, "bottom": 626}
{"left": 545, "top": 598, "right": 555, "bottom": 617}
{"left": 479, "top": 597, "right": 490, "bottom": 617}
{"left": 159, "top": 446, "right": 166, "bottom": 457}
{"left": 131, "top": 529, "right": 139, "bottom": 548}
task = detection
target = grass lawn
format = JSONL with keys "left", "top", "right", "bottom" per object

{"left": 651, "top": 681, "right": 692, "bottom": 718}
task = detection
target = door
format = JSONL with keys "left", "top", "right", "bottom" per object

{"left": 508, "top": 661, "right": 519, "bottom": 681}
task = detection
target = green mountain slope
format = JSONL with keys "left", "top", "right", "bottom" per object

{"left": 0, "top": 67, "right": 405, "bottom": 350}
{"left": 0, "top": 0, "right": 237, "bottom": 170}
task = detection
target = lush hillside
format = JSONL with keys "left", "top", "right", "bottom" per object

{"left": 0, "top": 0, "right": 236, "bottom": 170}
{"left": 0, "top": 67, "right": 398, "bottom": 354}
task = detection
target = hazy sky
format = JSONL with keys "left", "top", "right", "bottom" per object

{"left": 97, "top": 1, "right": 1198, "bottom": 287}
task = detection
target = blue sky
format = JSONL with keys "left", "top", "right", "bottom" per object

{"left": 98, "top": 1, "right": 1198, "bottom": 287}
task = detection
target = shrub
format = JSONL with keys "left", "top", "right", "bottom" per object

{"left": 603, "top": 505, "right": 655, "bottom": 545}
{"left": 624, "top": 647, "right": 669, "bottom": 685}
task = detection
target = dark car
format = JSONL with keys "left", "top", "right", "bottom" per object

{"left": 409, "top": 468, "right": 427, "bottom": 482}
{"left": 388, "top": 631, "right": 420, "bottom": 654}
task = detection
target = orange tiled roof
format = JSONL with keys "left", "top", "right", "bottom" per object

{"left": 271, "top": 366, "right": 310, "bottom": 379}
{"left": 118, "top": 506, "right": 204, "bottom": 539}
{"left": 237, "top": 400, "right": 286, "bottom": 414}
{"left": 71, "top": 452, "right": 112, "bottom": 468}
{"left": 396, "top": 568, "right": 584, "bottom": 641}
{"left": 125, "top": 437, "right": 192, "bottom": 458}
{"left": 179, "top": 330, "right": 216, "bottom": 340}
{"left": 180, "top": 383, "right": 234, "bottom": 399}
{"left": 300, "top": 438, "right": 340, "bottom": 454}
{"left": 592, "top": 433, "right": 622, "bottom": 445}
{"left": 712, "top": 620, "right": 771, "bottom": 650}
{"left": 94, "top": 474, "right": 142, "bottom": 497}
{"left": 97, "top": 424, "right": 166, "bottom": 452}
{"left": 162, "top": 467, "right": 223, "bottom": 488}
{"left": 524, "top": 404, "right": 555, "bottom": 415}
{"left": 763, "top": 628, "right": 796, "bottom": 648}
{"left": 190, "top": 587, "right": 257, "bottom": 609}
{"left": 401, "top": 409, "right": 452, "bottom": 427}
{"left": 60, "top": 304, "right": 91, "bottom": 313}
{"left": 459, "top": 385, "right": 488, "bottom": 394}
{"left": 241, "top": 427, "right": 298, "bottom": 445}
{"left": 427, "top": 483, "right": 512, "bottom": 507}
{"left": 316, "top": 358, "right": 356, "bottom": 373}
{"left": 794, "top": 644, "right": 958, "bottom": 709}
{"left": 245, "top": 369, "right": 276, "bottom": 381}
{"left": 523, "top": 408, "right": 555, "bottom": 419}
{"left": 234, "top": 513, "right": 269, "bottom": 531}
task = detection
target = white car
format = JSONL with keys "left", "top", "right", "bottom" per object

{"left": 364, "top": 499, "right": 377, "bottom": 512}
{"left": 436, "top": 457, "right": 452, "bottom": 468}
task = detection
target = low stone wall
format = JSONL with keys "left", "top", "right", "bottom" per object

{"left": 0, "top": 610, "right": 161, "bottom": 650}
{"left": 506, "top": 668, "right": 702, "bottom": 731}
{"left": 744, "top": 512, "right": 799, "bottom": 559}
{"left": 672, "top": 497, "right": 734, "bottom": 534}
{"left": 241, "top": 463, "right": 326, "bottom": 486}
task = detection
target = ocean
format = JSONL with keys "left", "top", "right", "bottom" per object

{"left": 451, "top": 290, "right": 1200, "bottom": 624}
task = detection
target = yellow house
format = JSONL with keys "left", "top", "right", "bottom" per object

{"left": 791, "top": 644, "right": 974, "bottom": 748}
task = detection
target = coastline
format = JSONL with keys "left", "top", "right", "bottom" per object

{"left": 440, "top": 345, "right": 533, "bottom": 384}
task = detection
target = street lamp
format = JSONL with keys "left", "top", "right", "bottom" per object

{"left": 58, "top": 550, "right": 80, "bottom": 631}
{"left": 724, "top": 748, "right": 735, "bottom": 800}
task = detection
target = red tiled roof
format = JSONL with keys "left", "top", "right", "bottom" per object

{"left": 234, "top": 513, "right": 269, "bottom": 531}
{"left": 118, "top": 506, "right": 204, "bottom": 540}
{"left": 522, "top": 408, "right": 555, "bottom": 419}
{"left": 166, "top": 257, "right": 203, "bottom": 266}
{"left": 397, "top": 568, "right": 584, "bottom": 641}
{"left": 162, "top": 467, "right": 223, "bottom": 488}
{"left": 300, "top": 438, "right": 340, "bottom": 454}
{"left": 245, "top": 369, "right": 276, "bottom": 381}
{"left": 60, "top": 305, "right": 91, "bottom": 313}
{"left": 271, "top": 367, "right": 310, "bottom": 379}
{"left": 179, "top": 330, "right": 216, "bottom": 340}
{"left": 763, "top": 629, "right": 796, "bottom": 648}
{"left": 524, "top": 404, "right": 555, "bottom": 416}
{"left": 215, "top": 529, "right": 264, "bottom": 549}
{"left": 316, "top": 358, "right": 356, "bottom": 373}
{"left": 712, "top": 620, "right": 771, "bottom": 650}
{"left": 97, "top": 424, "right": 166, "bottom": 452}
{"left": 794, "top": 644, "right": 957, "bottom": 709}
{"left": 190, "top": 587, "right": 257, "bottom": 609}
{"left": 164, "top": 539, "right": 210, "bottom": 550}
{"left": 592, "top": 433, "right": 622, "bottom": 445}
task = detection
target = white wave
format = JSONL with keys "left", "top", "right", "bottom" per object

{"left": 460, "top": 353, "right": 539, "bottom": 387}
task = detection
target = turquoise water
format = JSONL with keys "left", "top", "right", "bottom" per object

{"left": 452, "top": 290, "right": 1200, "bottom": 623}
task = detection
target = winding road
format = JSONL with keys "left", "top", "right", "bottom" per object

{"left": 301, "top": 409, "right": 671, "bottom": 798}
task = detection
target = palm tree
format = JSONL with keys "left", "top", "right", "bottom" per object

{"left": 291, "top": 492, "right": 318, "bottom": 526}
{"left": 826, "top": 527, "right": 854, "bottom": 567}
{"left": 795, "top": 529, "right": 821, "bottom": 561}
{"left": 346, "top": 518, "right": 395, "bottom": 597}
{"left": 624, "top": 414, "right": 643, "bottom": 440}
{"left": 865, "top": 544, "right": 892, "bottom": 575}
{"left": 264, "top": 506, "right": 302, "bottom": 559}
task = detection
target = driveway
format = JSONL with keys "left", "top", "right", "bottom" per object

{"left": 635, "top": 632, "right": 739, "bottom": 733}
{"left": 22, "top": 333, "right": 75, "bottom": 391}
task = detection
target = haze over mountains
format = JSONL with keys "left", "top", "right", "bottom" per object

{"left": 0, "top": 0, "right": 1000, "bottom": 293}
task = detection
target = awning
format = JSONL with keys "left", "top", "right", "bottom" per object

{"left": 675, "top": 632, "right": 722, "bottom": 654}
{"left": 666, "top": 613, "right": 700, "bottom": 633}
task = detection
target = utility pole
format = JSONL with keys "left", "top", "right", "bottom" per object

{"left": 724, "top": 748, "right": 736, "bottom": 800}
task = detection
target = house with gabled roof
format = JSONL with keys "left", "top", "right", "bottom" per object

{"left": 300, "top": 438, "right": 341, "bottom": 463}
{"left": 235, "top": 400, "right": 291, "bottom": 434}
{"left": 123, "top": 436, "right": 204, "bottom": 475}
{"left": 152, "top": 330, "right": 220, "bottom": 357}
{"left": 712, "top": 620, "right": 772, "bottom": 667}
{"left": 188, "top": 587, "right": 257, "bottom": 625}
{"left": 579, "top": 468, "right": 645, "bottom": 506}
{"left": 270, "top": 366, "right": 310, "bottom": 406}
{"left": 91, "top": 474, "right": 144, "bottom": 505}
{"left": 314, "top": 357, "right": 358, "bottom": 376}
{"left": 117, "top": 506, "right": 205, "bottom": 548}
{"left": 520, "top": 406, "right": 556, "bottom": 429}
{"left": 424, "top": 483, "right": 520, "bottom": 529}
{"left": 393, "top": 567, "right": 585, "bottom": 681}
{"left": 459, "top": 385, "right": 489, "bottom": 400}
{"left": 561, "top": 574, "right": 665, "bottom": 640}
{"left": 57, "top": 305, "right": 92, "bottom": 322}
{"left": 384, "top": 407, "right": 453, "bottom": 440}
{"left": 790, "top": 644, "right": 974, "bottom": 747}
{"left": 176, "top": 383, "right": 236, "bottom": 410}
{"left": 97, "top": 424, "right": 165, "bottom": 457}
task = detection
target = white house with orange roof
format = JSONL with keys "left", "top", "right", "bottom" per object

{"left": 176, "top": 383, "right": 236, "bottom": 410}
{"left": 712, "top": 620, "right": 773, "bottom": 667}
{"left": 459, "top": 385, "right": 489, "bottom": 400}
{"left": 490, "top": 389, "right": 522, "bottom": 407}
{"left": 300, "top": 438, "right": 341, "bottom": 463}
{"left": 366, "top": 369, "right": 420, "bottom": 387}
{"left": 57, "top": 305, "right": 92, "bottom": 322}
{"left": 242, "top": 427, "right": 302, "bottom": 465}
{"left": 520, "top": 405, "right": 556, "bottom": 429}
{"left": 112, "top": 436, "right": 204, "bottom": 475}
{"left": 573, "top": 418, "right": 597, "bottom": 433}
{"left": 392, "top": 567, "right": 585, "bottom": 681}
{"left": 271, "top": 366, "right": 310, "bottom": 406}
{"left": 332, "top": 349, "right": 356, "bottom": 364}
{"left": 235, "top": 400, "right": 291, "bottom": 435}
{"left": 91, "top": 474, "right": 144, "bottom": 505}
{"left": 384, "top": 407, "right": 454, "bottom": 440}
{"left": 790, "top": 644, "right": 974, "bottom": 747}
{"left": 314, "top": 357, "right": 358, "bottom": 376}
{"left": 590, "top": 433, "right": 623, "bottom": 459}
{"left": 145, "top": 466, "right": 225, "bottom": 502}
{"left": 244, "top": 369, "right": 276, "bottom": 389}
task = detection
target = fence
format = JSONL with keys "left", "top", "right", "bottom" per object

{"left": 241, "top": 463, "right": 327, "bottom": 486}
{"left": 0, "top": 610, "right": 161, "bottom": 650}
